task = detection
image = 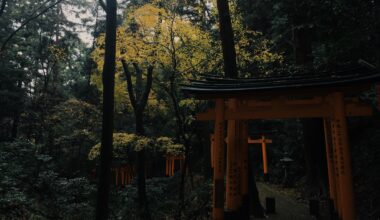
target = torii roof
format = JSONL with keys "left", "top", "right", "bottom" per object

{"left": 182, "top": 64, "right": 380, "bottom": 99}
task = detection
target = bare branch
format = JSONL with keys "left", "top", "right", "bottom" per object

{"left": 121, "top": 60, "right": 137, "bottom": 109}
{"left": 132, "top": 62, "right": 143, "bottom": 101}
{"left": 99, "top": 0, "right": 107, "bottom": 11}
{"left": 139, "top": 65, "right": 153, "bottom": 110}
{"left": 0, "top": 0, "right": 64, "bottom": 52}
{"left": 0, "top": 0, "right": 7, "bottom": 17}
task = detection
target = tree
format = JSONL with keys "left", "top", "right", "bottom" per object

{"left": 95, "top": 0, "right": 117, "bottom": 219}
{"left": 215, "top": 0, "right": 264, "bottom": 218}
{"left": 121, "top": 61, "right": 153, "bottom": 220}
{"left": 287, "top": 0, "right": 328, "bottom": 197}
{"left": 0, "top": 0, "right": 6, "bottom": 17}
{"left": 216, "top": 0, "right": 238, "bottom": 78}
{"left": 91, "top": 3, "right": 215, "bottom": 218}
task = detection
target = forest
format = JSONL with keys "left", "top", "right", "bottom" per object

{"left": 0, "top": 0, "right": 380, "bottom": 219}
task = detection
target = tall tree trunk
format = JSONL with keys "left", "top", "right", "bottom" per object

{"left": 374, "top": 1, "right": 380, "bottom": 67}
{"left": 11, "top": 80, "right": 22, "bottom": 140}
{"left": 216, "top": 0, "right": 238, "bottom": 78}
{"left": 122, "top": 61, "right": 153, "bottom": 220}
{"left": 135, "top": 111, "right": 151, "bottom": 220}
{"left": 95, "top": 0, "right": 117, "bottom": 219}
{"left": 215, "top": 0, "right": 263, "bottom": 218}
{"left": 292, "top": 6, "right": 328, "bottom": 197}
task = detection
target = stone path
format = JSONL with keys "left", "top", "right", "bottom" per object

{"left": 255, "top": 182, "right": 330, "bottom": 220}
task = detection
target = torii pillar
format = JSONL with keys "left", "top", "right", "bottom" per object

{"left": 322, "top": 92, "right": 357, "bottom": 220}
{"left": 211, "top": 99, "right": 249, "bottom": 219}
{"left": 212, "top": 99, "right": 226, "bottom": 220}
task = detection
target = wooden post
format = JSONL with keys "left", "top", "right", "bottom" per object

{"left": 331, "top": 119, "right": 342, "bottom": 217}
{"left": 115, "top": 168, "right": 119, "bottom": 187}
{"left": 213, "top": 99, "right": 226, "bottom": 220}
{"left": 168, "top": 157, "right": 171, "bottom": 176}
{"left": 261, "top": 136, "right": 268, "bottom": 176}
{"left": 332, "top": 92, "right": 356, "bottom": 220}
{"left": 240, "top": 122, "right": 249, "bottom": 196}
{"left": 126, "top": 167, "right": 129, "bottom": 185}
{"left": 121, "top": 167, "right": 125, "bottom": 186}
{"left": 165, "top": 157, "right": 169, "bottom": 176}
{"left": 180, "top": 157, "right": 184, "bottom": 172}
{"left": 211, "top": 134, "right": 215, "bottom": 168}
{"left": 171, "top": 157, "right": 175, "bottom": 176}
{"left": 323, "top": 118, "right": 338, "bottom": 209}
{"left": 127, "top": 165, "right": 131, "bottom": 185}
{"left": 240, "top": 121, "right": 249, "bottom": 218}
{"left": 226, "top": 99, "right": 241, "bottom": 215}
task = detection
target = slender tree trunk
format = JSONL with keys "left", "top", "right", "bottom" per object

{"left": 216, "top": 0, "right": 238, "bottom": 78}
{"left": 135, "top": 111, "right": 151, "bottom": 220}
{"left": 292, "top": 6, "right": 328, "bottom": 197}
{"left": 0, "top": 0, "right": 6, "bottom": 17}
{"left": 11, "top": 111, "right": 20, "bottom": 140}
{"left": 215, "top": 0, "right": 263, "bottom": 218}
{"left": 122, "top": 61, "right": 153, "bottom": 220}
{"left": 95, "top": 0, "right": 117, "bottom": 219}
{"left": 167, "top": 77, "right": 190, "bottom": 219}
{"left": 11, "top": 80, "right": 22, "bottom": 140}
{"left": 374, "top": 1, "right": 380, "bottom": 67}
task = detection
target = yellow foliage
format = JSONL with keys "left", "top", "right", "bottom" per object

{"left": 88, "top": 133, "right": 183, "bottom": 160}
{"left": 91, "top": 4, "right": 214, "bottom": 111}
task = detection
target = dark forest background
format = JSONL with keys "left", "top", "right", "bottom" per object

{"left": 0, "top": 0, "right": 379, "bottom": 219}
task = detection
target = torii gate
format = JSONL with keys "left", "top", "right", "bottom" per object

{"left": 248, "top": 136, "right": 272, "bottom": 179}
{"left": 111, "top": 164, "right": 135, "bottom": 187}
{"left": 210, "top": 135, "right": 272, "bottom": 178}
{"left": 165, "top": 155, "right": 185, "bottom": 177}
{"left": 182, "top": 65, "right": 380, "bottom": 220}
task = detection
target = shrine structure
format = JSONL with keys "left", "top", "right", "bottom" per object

{"left": 182, "top": 64, "right": 380, "bottom": 220}
{"left": 165, "top": 155, "right": 185, "bottom": 177}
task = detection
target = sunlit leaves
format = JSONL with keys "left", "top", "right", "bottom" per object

{"left": 88, "top": 133, "right": 184, "bottom": 161}
{"left": 91, "top": 4, "right": 214, "bottom": 111}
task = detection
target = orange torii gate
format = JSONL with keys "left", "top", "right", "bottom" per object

{"left": 210, "top": 135, "right": 272, "bottom": 178}
{"left": 182, "top": 65, "right": 380, "bottom": 220}
{"left": 111, "top": 164, "right": 135, "bottom": 187}
{"left": 165, "top": 155, "right": 185, "bottom": 177}
{"left": 248, "top": 136, "right": 272, "bottom": 179}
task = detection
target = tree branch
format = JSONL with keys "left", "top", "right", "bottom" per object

{"left": 139, "top": 65, "right": 153, "bottom": 110}
{"left": 99, "top": 0, "right": 107, "bottom": 11}
{"left": 0, "top": 0, "right": 64, "bottom": 52}
{"left": 121, "top": 60, "right": 137, "bottom": 110}
{"left": 132, "top": 62, "right": 143, "bottom": 102}
{"left": 0, "top": 0, "right": 6, "bottom": 17}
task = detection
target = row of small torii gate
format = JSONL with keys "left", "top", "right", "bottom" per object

{"left": 182, "top": 65, "right": 380, "bottom": 220}
{"left": 110, "top": 136, "right": 272, "bottom": 190}
{"left": 111, "top": 155, "right": 185, "bottom": 187}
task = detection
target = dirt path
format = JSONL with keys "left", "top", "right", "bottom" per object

{"left": 256, "top": 182, "right": 329, "bottom": 220}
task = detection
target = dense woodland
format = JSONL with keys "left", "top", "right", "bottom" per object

{"left": 0, "top": 0, "right": 380, "bottom": 219}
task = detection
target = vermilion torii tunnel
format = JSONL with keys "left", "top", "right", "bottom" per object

{"left": 182, "top": 64, "right": 380, "bottom": 220}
